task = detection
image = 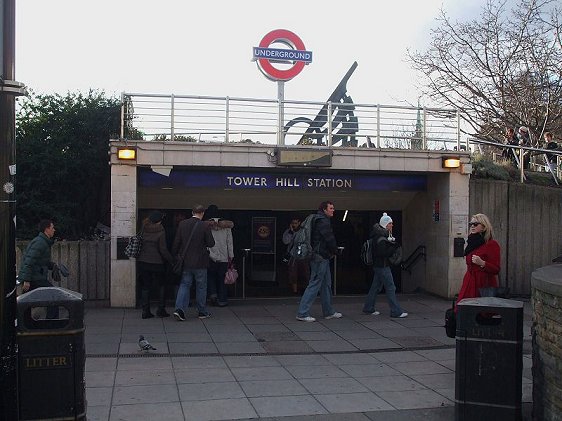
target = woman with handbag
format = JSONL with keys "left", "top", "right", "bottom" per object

{"left": 456, "top": 213, "right": 501, "bottom": 310}
{"left": 205, "top": 206, "right": 234, "bottom": 307}
{"left": 137, "top": 211, "right": 174, "bottom": 319}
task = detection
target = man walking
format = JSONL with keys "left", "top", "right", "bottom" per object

{"left": 172, "top": 204, "right": 215, "bottom": 320}
{"left": 362, "top": 212, "right": 408, "bottom": 318}
{"left": 19, "top": 219, "right": 59, "bottom": 318}
{"left": 296, "top": 201, "right": 342, "bottom": 322}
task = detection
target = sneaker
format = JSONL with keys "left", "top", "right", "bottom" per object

{"left": 198, "top": 312, "right": 211, "bottom": 319}
{"left": 391, "top": 312, "right": 408, "bottom": 318}
{"left": 325, "top": 312, "right": 342, "bottom": 319}
{"left": 173, "top": 309, "right": 186, "bottom": 321}
{"left": 370, "top": 311, "right": 381, "bottom": 316}
{"left": 296, "top": 315, "right": 316, "bottom": 322}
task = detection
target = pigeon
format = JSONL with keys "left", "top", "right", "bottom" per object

{"left": 138, "top": 335, "right": 157, "bottom": 351}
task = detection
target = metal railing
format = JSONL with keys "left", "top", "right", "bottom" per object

{"left": 120, "top": 93, "right": 463, "bottom": 151}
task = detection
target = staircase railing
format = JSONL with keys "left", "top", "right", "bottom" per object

{"left": 401, "top": 245, "right": 426, "bottom": 274}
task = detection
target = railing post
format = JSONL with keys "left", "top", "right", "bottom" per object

{"left": 120, "top": 92, "right": 125, "bottom": 140}
{"left": 170, "top": 94, "right": 175, "bottom": 141}
{"left": 456, "top": 109, "right": 461, "bottom": 151}
{"left": 422, "top": 107, "right": 427, "bottom": 149}
{"left": 520, "top": 147, "right": 525, "bottom": 183}
{"left": 225, "top": 96, "right": 230, "bottom": 143}
{"left": 328, "top": 101, "right": 333, "bottom": 147}
{"left": 277, "top": 81, "right": 284, "bottom": 146}
{"left": 376, "top": 105, "right": 381, "bottom": 148}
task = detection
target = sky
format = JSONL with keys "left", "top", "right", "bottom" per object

{"left": 15, "top": 0, "right": 487, "bottom": 107}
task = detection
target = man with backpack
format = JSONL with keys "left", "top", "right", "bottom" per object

{"left": 296, "top": 201, "right": 342, "bottom": 322}
{"left": 362, "top": 212, "right": 408, "bottom": 318}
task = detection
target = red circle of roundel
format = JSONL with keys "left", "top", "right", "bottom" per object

{"left": 258, "top": 29, "right": 306, "bottom": 81}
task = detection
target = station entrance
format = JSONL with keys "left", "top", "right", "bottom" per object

{"left": 139, "top": 206, "right": 403, "bottom": 300}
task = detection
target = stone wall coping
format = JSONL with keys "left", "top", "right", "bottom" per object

{"left": 531, "top": 264, "right": 562, "bottom": 296}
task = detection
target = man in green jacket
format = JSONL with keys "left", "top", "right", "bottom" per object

{"left": 20, "top": 219, "right": 57, "bottom": 294}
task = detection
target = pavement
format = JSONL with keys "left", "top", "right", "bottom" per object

{"left": 84, "top": 294, "right": 534, "bottom": 421}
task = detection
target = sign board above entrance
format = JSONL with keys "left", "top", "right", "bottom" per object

{"left": 139, "top": 168, "right": 427, "bottom": 192}
{"left": 277, "top": 149, "right": 332, "bottom": 167}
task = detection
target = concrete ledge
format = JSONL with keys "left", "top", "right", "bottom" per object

{"left": 531, "top": 264, "right": 562, "bottom": 296}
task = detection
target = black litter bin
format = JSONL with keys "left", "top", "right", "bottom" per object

{"left": 455, "top": 296, "right": 523, "bottom": 421}
{"left": 17, "top": 287, "right": 86, "bottom": 420}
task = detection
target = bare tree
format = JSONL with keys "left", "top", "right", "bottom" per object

{"left": 409, "top": 0, "right": 562, "bottom": 145}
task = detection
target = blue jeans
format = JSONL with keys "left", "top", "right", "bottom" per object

{"left": 207, "top": 261, "right": 228, "bottom": 304}
{"left": 175, "top": 268, "right": 208, "bottom": 314}
{"left": 297, "top": 258, "right": 336, "bottom": 318}
{"left": 363, "top": 266, "right": 403, "bottom": 317}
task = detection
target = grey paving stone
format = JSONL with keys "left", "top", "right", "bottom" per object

{"left": 321, "top": 353, "right": 379, "bottom": 365}
{"left": 175, "top": 367, "right": 236, "bottom": 384}
{"left": 299, "top": 377, "right": 369, "bottom": 394}
{"left": 333, "top": 328, "right": 385, "bottom": 340}
{"left": 171, "top": 356, "right": 227, "bottom": 369}
{"left": 295, "top": 331, "right": 342, "bottom": 341}
{"left": 240, "top": 379, "right": 309, "bottom": 397}
{"left": 253, "top": 331, "right": 299, "bottom": 342}
{"left": 181, "top": 398, "right": 258, "bottom": 421}
{"left": 159, "top": 332, "right": 213, "bottom": 342}
{"left": 211, "top": 332, "right": 258, "bottom": 342}
{"left": 109, "top": 402, "right": 184, "bottom": 421}
{"left": 86, "top": 334, "right": 122, "bottom": 344}
{"left": 390, "top": 336, "right": 443, "bottom": 348}
{"left": 112, "top": 383, "right": 179, "bottom": 405}
{"left": 114, "top": 369, "right": 175, "bottom": 386}
{"left": 315, "top": 391, "right": 394, "bottom": 412}
{"left": 231, "top": 366, "right": 293, "bottom": 381}
{"left": 261, "top": 340, "right": 315, "bottom": 354}
{"left": 348, "top": 338, "right": 402, "bottom": 351}
{"left": 117, "top": 357, "right": 173, "bottom": 371}
{"left": 168, "top": 342, "right": 219, "bottom": 354}
{"left": 376, "top": 389, "right": 453, "bottom": 409}
{"left": 284, "top": 322, "right": 330, "bottom": 332}
{"left": 163, "top": 321, "right": 209, "bottom": 333}
{"left": 178, "top": 381, "right": 245, "bottom": 401}
{"left": 247, "top": 324, "right": 293, "bottom": 334}
{"left": 389, "top": 360, "right": 453, "bottom": 376}
{"left": 86, "top": 342, "right": 120, "bottom": 355}
{"left": 305, "top": 339, "right": 358, "bottom": 352}
{"left": 86, "top": 387, "right": 112, "bottom": 406}
{"left": 224, "top": 355, "right": 281, "bottom": 368}
{"left": 250, "top": 395, "right": 328, "bottom": 418}
{"left": 86, "top": 370, "right": 115, "bottom": 387}
{"left": 370, "top": 351, "right": 427, "bottom": 363}
{"left": 285, "top": 364, "right": 348, "bottom": 380}
{"left": 119, "top": 341, "right": 169, "bottom": 354}
{"left": 415, "top": 347, "right": 456, "bottom": 361}
{"left": 85, "top": 405, "right": 110, "bottom": 421}
{"left": 86, "top": 357, "right": 117, "bottom": 372}
{"left": 411, "top": 373, "right": 455, "bottom": 390}
{"left": 363, "top": 407, "right": 455, "bottom": 420}
{"left": 274, "top": 354, "right": 331, "bottom": 366}
{"left": 357, "top": 375, "right": 426, "bottom": 392}
{"left": 339, "top": 363, "right": 402, "bottom": 378}
{"left": 214, "top": 340, "right": 265, "bottom": 353}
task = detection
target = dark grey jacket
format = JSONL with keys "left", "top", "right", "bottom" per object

{"left": 311, "top": 211, "right": 337, "bottom": 259}
{"left": 137, "top": 222, "right": 174, "bottom": 265}
{"left": 19, "top": 232, "right": 55, "bottom": 286}
{"left": 172, "top": 217, "right": 215, "bottom": 269}
{"left": 370, "top": 223, "right": 399, "bottom": 267}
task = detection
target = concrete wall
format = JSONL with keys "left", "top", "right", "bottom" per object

{"left": 470, "top": 179, "right": 562, "bottom": 295}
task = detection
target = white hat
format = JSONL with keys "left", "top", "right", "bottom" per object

{"left": 379, "top": 212, "right": 393, "bottom": 229}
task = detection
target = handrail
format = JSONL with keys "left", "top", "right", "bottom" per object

{"left": 401, "top": 245, "right": 426, "bottom": 274}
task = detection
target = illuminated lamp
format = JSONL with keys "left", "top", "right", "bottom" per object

{"left": 442, "top": 157, "right": 461, "bottom": 169}
{"left": 117, "top": 147, "right": 136, "bottom": 160}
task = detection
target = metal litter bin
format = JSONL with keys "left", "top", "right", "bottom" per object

{"left": 455, "top": 296, "right": 523, "bottom": 421}
{"left": 17, "top": 287, "right": 86, "bottom": 420}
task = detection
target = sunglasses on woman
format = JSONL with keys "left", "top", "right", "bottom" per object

{"left": 468, "top": 222, "right": 481, "bottom": 227}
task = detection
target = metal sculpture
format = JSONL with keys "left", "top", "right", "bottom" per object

{"left": 284, "top": 62, "right": 359, "bottom": 147}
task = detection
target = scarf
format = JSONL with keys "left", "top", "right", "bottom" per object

{"left": 464, "top": 233, "right": 485, "bottom": 256}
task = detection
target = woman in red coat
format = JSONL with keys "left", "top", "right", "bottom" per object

{"left": 456, "top": 213, "right": 500, "bottom": 309}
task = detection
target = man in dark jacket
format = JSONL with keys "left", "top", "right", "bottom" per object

{"left": 296, "top": 201, "right": 342, "bottom": 322}
{"left": 362, "top": 213, "right": 407, "bottom": 318}
{"left": 19, "top": 219, "right": 59, "bottom": 318}
{"left": 172, "top": 204, "right": 215, "bottom": 320}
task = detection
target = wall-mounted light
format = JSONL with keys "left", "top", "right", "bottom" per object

{"left": 442, "top": 157, "right": 461, "bottom": 169}
{"left": 342, "top": 210, "right": 348, "bottom": 222}
{"left": 117, "top": 147, "right": 136, "bottom": 160}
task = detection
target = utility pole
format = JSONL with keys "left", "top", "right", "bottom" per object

{"left": 0, "top": 0, "right": 25, "bottom": 419}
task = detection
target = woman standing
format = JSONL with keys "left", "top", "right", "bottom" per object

{"left": 456, "top": 213, "right": 500, "bottom": 308}
{"left": 137, "top": 211, "right": 174, "bottom": 319}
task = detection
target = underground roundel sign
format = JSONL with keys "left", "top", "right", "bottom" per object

{"left": 252, "top": 29, "right": 313, "bottom": 81}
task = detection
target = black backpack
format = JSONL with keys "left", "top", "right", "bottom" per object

{"left": 288, "top": 214, "right": 320, "bottom": 260}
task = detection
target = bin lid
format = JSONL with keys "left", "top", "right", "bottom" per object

{"left": 458, "top": 296, "right": 523, "bottom": 309}
{"left": 17, "top": 287, "right": 83, "bottom": 305}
